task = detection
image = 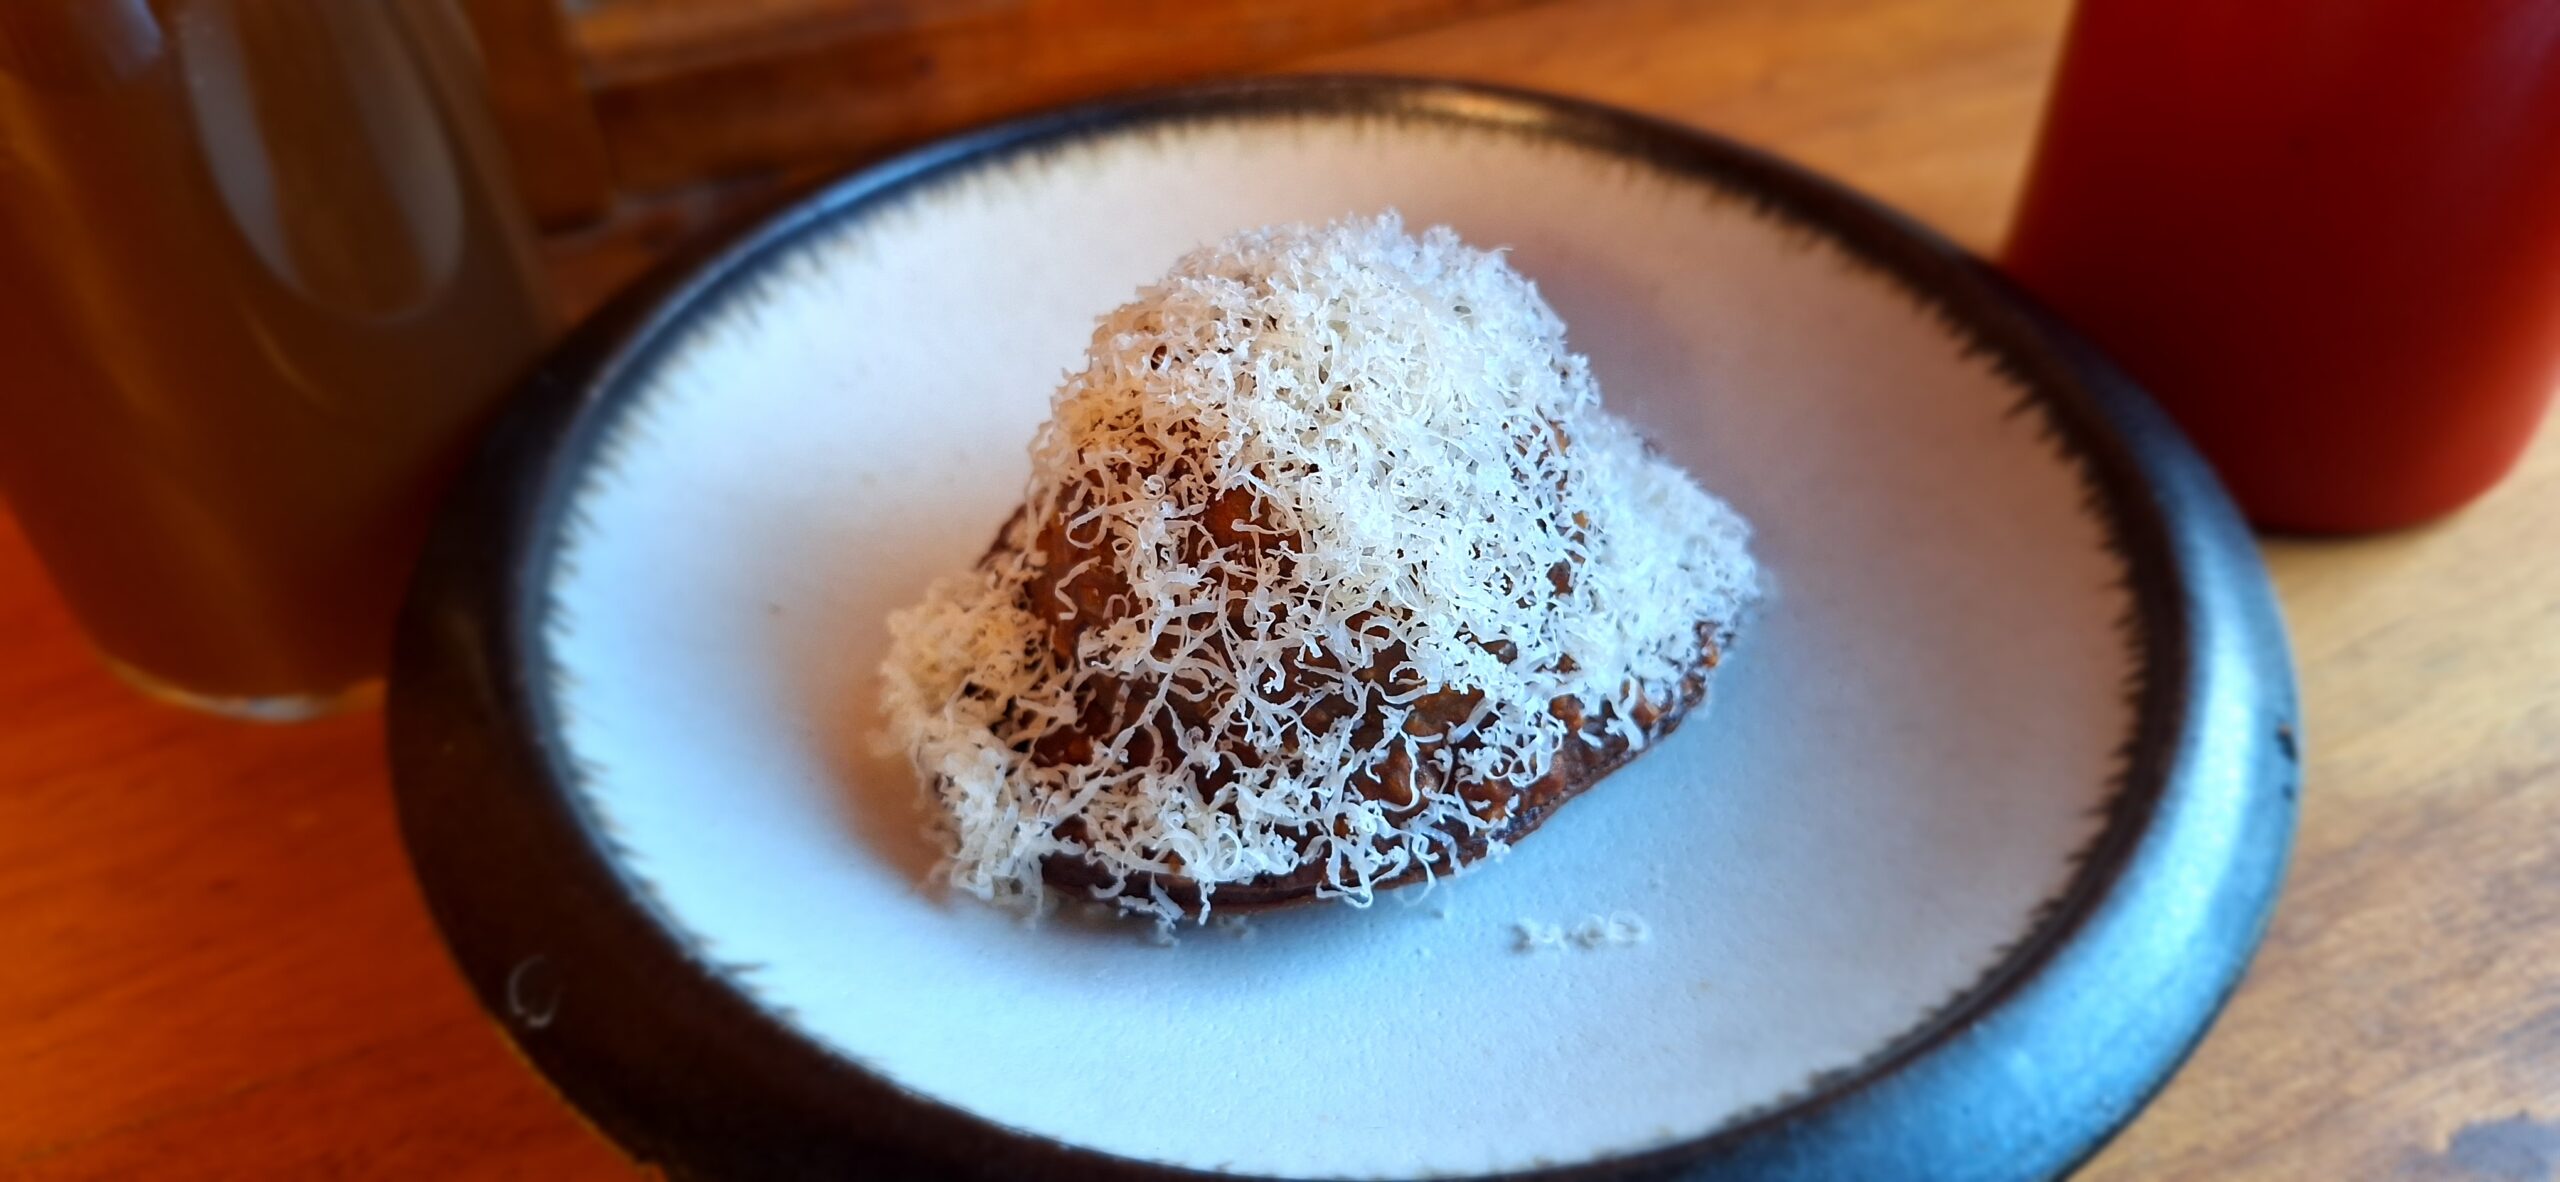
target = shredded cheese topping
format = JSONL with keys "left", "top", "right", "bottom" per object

{"left": 881, "top": 213, "right": 1757, "bottom": 924}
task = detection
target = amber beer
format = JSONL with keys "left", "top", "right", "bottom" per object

{"left": 0, "top": 0, "right": 552, "bottom": 717}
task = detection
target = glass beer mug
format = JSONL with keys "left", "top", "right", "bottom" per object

{"left": 0, "top": 0, "right": 554, "bottom": 718}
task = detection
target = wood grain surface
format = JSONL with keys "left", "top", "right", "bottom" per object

{"left": 579, "top": 0, "right": 1559, "bottom": 192}
{"left": 7, "top": 1, "right": 2558, "bottom": 1178}
{"left": 458, "top": 0, "right": 620, "bottom": 229}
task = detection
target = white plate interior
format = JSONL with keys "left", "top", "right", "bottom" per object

{"left": 545, "top": 112, "right": 2135, "bottom": 1179}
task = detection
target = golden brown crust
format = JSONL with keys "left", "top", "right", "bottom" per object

{"left": 969, "top": 491, "right": 1722, "bottom": 916}
{"left": 1036, "top": 649, "right": 1715, "bottom": 913}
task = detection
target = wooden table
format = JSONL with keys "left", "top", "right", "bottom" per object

{"left": 8, "top": 1, "right": 2558, "bottom": 1177}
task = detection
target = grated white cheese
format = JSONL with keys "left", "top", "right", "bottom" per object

{"left": 1572, "top": 911, "right": 1653, "bottom": 948}
{"left": 1514, "top": 919, "right": 1569, "bottom": 954}
{"left": 1519, "top": 912, "right": 1650, "bottom": 953}
{"left": 880, "top": 212, "right": 1758, "bottom": 925}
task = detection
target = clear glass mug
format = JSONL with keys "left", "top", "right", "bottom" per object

{"left": 0, "top": 0, "right": 554, "bottom": 718}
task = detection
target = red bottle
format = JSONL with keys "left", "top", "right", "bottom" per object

{"left": 2005, "top": 0, "right": 2560, "bottom": 532}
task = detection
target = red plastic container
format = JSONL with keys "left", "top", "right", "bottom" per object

{"left": 2005, "top": 0, "right": 2560, "bottom": 532}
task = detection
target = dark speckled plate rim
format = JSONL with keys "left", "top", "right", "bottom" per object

{"left": 388, "top": 74, "right": 2300, "bottom": 1182}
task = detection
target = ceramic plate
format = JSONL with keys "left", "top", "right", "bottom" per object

{"left": 390, "top": 76, "right": 2299, "bottom": 1182}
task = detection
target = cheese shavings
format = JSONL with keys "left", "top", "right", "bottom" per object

{"left": 881, "top": 212, "right": 1757, "bottom": 925}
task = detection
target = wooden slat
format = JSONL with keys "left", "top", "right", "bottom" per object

{"left": 579, "top": 0, "right": 1563, "bottom": 193}
{"left": 456, "top": 0, "right": 618, "bottom": 228}
{"left": 572, "top": 0, "right": 1014, "bottom": 88}
{"left": 1295, "top": 0, "right": 2068, "bottom": 253}
{"left": 536, "top": 170, "right": 799, "bottom": 322}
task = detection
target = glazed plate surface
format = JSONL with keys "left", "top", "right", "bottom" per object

{"left": 391, "top": 76, "right": 2298, "bottom": 1182}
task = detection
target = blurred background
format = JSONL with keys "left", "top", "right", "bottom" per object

{"left": 459, "top": 0, "right": 2057, "bottom": 315}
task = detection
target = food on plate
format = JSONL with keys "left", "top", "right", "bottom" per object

{"left": 881, "top": 213, "right": 1758, "bottom": 924}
